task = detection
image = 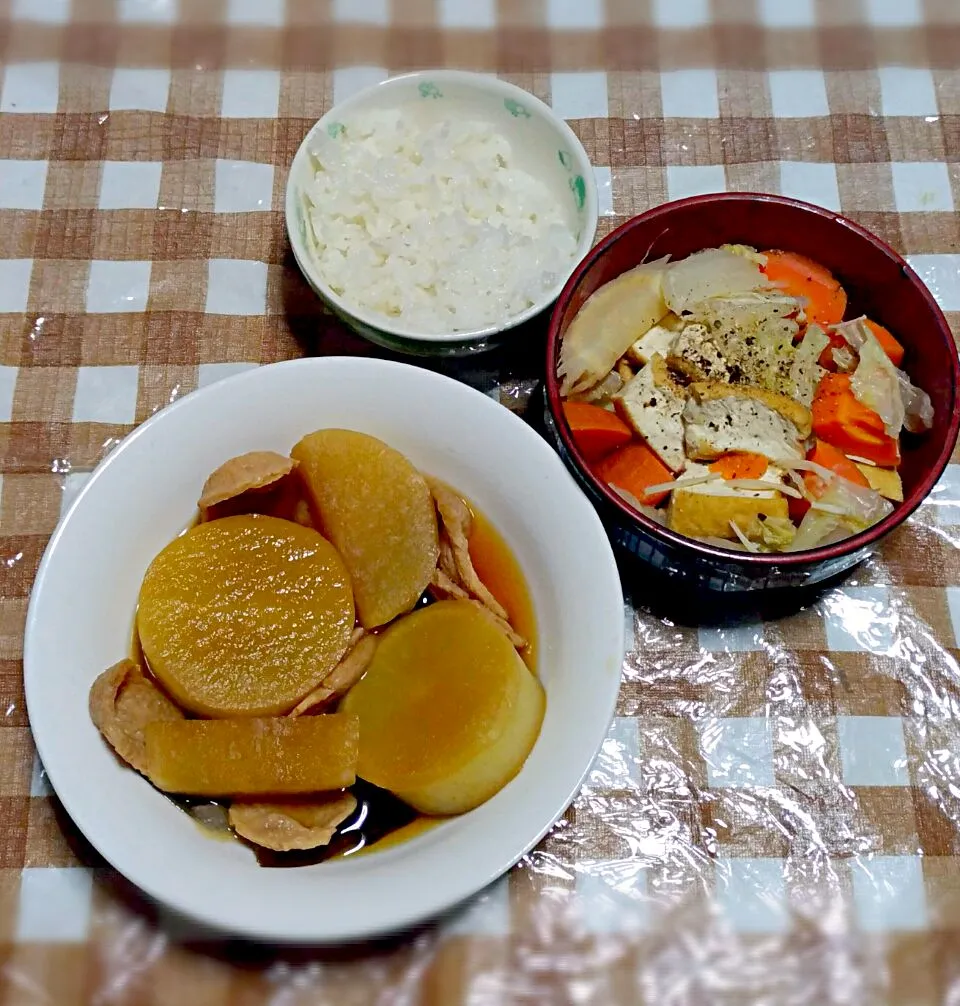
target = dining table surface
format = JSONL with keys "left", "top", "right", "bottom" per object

{"left": 2, "top": 0, "right": 960, "bottom": 1002}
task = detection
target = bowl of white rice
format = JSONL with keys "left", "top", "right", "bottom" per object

{"left": 285, "top": 70, "right": 598, "bottom": 356}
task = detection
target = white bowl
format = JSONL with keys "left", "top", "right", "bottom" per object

{"left": 24, "top": 358, "right": 623, "bottom": 943}
{"left": 285, "top": 71, "right": 599, "bottom": 357}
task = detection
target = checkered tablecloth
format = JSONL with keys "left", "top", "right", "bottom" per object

{"left": 2, "top": 0, "right": 960, "bottom": 1002}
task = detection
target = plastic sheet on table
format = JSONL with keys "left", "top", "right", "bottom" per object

{"left": 1, "top": 476, "right": 953, "bottom": 1004}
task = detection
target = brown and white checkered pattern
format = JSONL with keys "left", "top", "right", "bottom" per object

{"left": 2, "top": 0, "right": 960, "bottom": 1002}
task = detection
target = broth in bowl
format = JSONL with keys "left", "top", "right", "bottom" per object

{"left": 91, "top": 430, "right": 544, "bottom": 863}
{"left": 25, "top": 357, "right": 623, "bottom": 941}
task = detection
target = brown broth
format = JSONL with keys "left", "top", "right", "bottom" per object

{"left": 250, "top": 780, "right": 429, "bottom": 867}
{"left": 130, "top": 487, "right": 537, "bottom": 865}
{"left": 468, "top": 507, "right": 538, "bottom": 671}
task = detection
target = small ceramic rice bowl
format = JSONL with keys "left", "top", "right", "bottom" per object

{"left": 285, "top": 70, "right": 598, "bottom": 357}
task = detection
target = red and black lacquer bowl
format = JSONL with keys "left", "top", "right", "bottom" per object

{"left": 544, "top": 193, "right": 960, "bottom": 591}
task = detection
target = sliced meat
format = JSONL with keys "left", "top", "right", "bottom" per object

{"left": 89, "top": 660, "right": 183, "bottom": 775}
{"left": 425, "top": 479, "right": 530, "bottom": 650}
{"left": 288, "top": 631, "right": 377, "bottom": 717}
{"left": 438, "top": 532, "right": 459, "bottom": 584}
{"left": 198, "top": 451, "right": 297, "bottom": 520}
{"left": 426, "top": 477, "right": 509, "bottom": 622}
{"left": 429, "top": 566, "right": 471, "bottom": 602}
{"left": 429, "top": 569, "right": 528, "bottom": 651}
{"left": 229, "top": 793, "right": 357, "bottom": 852}
{"left": 468, "top": 600, "right": 528, "bottom": 651}
{"left": 613, "top": 355, "right": 688, "bottom": 473}
{"left": 683, "top": 383, "right": 809, "bottom": 462}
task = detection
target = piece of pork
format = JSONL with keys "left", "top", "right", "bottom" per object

{"left": 426, "top": 477, "right": 509, "bottom": 622}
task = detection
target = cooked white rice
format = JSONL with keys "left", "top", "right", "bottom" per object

{"left": 300, "top": 109, "right": 578, "bottom": 334}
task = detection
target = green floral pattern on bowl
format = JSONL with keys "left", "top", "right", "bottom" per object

{"left": 569, "top": 175, "right": 587, "bottom": 211}
{"left": 504, "top": 98, "right": 532, "bottom": 119}
{"left": 287, "top": 71, "right": 598, "bottom": 357}
{"left": 556, "top": 150, "right": 586, "bottom": 212}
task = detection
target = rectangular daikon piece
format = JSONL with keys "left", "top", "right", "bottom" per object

{"left": 144, "top": 714, "right": 358, "bottom": 796}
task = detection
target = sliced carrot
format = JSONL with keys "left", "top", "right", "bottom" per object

{"left": 818, "top": 329, "right": 848, "bottom": 370}
{"left": 808, "top": 441, "right": 870, "bottom": 488}
{"left": 563, "top": 401, "right": 633, "bottom": 461}
{"left": 864, "top": 319, "right": 905, "bottom": 368}
{"left": 811, "top": 373, "right": 900, "bottom": 468}
{"left": 761, "top": 250, "right": 847, "bottom": 326}
{"left": 788, "top": 491, "right": 809, "bottom": 525}
{"left": 789, "top": 439, "right": 871, "bottom": 522}
{"left": 820, "top": 318, "right": 905, "bottom": 370}
{"left": 709, "top": 452, "right": 769, "bottom": 481}
{"left": 594, "top": 442, "right": 674, "bottom": 507}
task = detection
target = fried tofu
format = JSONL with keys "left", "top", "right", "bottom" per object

{"left": 682, "top": 383, "right": 810, "bottom": 463}
{"left": 854, "top": 463, "right": 904, "bottom": 502}
{"left": 668, "top": 487, "right": 790, "bottom": 541}
{"left": 614, "top": 355, "right": 688, "bottom": 473}
{"left": 690, "top": 382, "right": 811, "bottom": 437}
{"left": 626, "top": 323, "right": 678, "bottom": 367}
{"left": 667, "top": 324, "right": 732, "bottom": 383}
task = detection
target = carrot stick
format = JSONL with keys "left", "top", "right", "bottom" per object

{"left": 821, "top": 318, "right": 905, "bottom": 370}
{"left": 811, "top": 373, "right": 900, "bottom": 467}
{"left": 762, "top": 250, "right": 847, "bottom": 326}
{"left": 818, "top": 329, "right": 848, "bottom": 370}
{"left": 790, "top": 439, "right": 872, "bottom": 521}
{"left": 808, "top": 441, "right": 870, "bottom": 489}
{"left": 562, "top": 401, "right": 633, "bottom": 461}
{"left": 708, "top": 452, "right": 769, "bottom": 481}
{"left": 864, "top": 319, "right": 905, "bottom": 368}
{"left": 593, "top": 442, "right": 674, "bottom": 507}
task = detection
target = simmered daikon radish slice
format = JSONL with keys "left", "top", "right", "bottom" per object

{"left": 137, "top": 515, "right": 355, "bottom": 717}
{"left": 291, "top": 429, "right": 439, "bottom": 629}
{"left": 341, "top": 600, "right": 545, "bottom": 815}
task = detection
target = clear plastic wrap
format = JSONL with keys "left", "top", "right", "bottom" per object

{"left": 11, "top": 364, "right": 960, "bottom": 1002}
{"left": 4, "top": 0, "right": 960, "bottom": 997}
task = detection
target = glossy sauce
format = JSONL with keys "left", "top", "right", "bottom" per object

{"left": 251, "top": 780, "right": 422, "bottom": 867}
{"left": 132, "top": 491, "right": 537, "bottom": 865}
{"left": 467, "top": 507, "right": 538, "bottom": 672}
